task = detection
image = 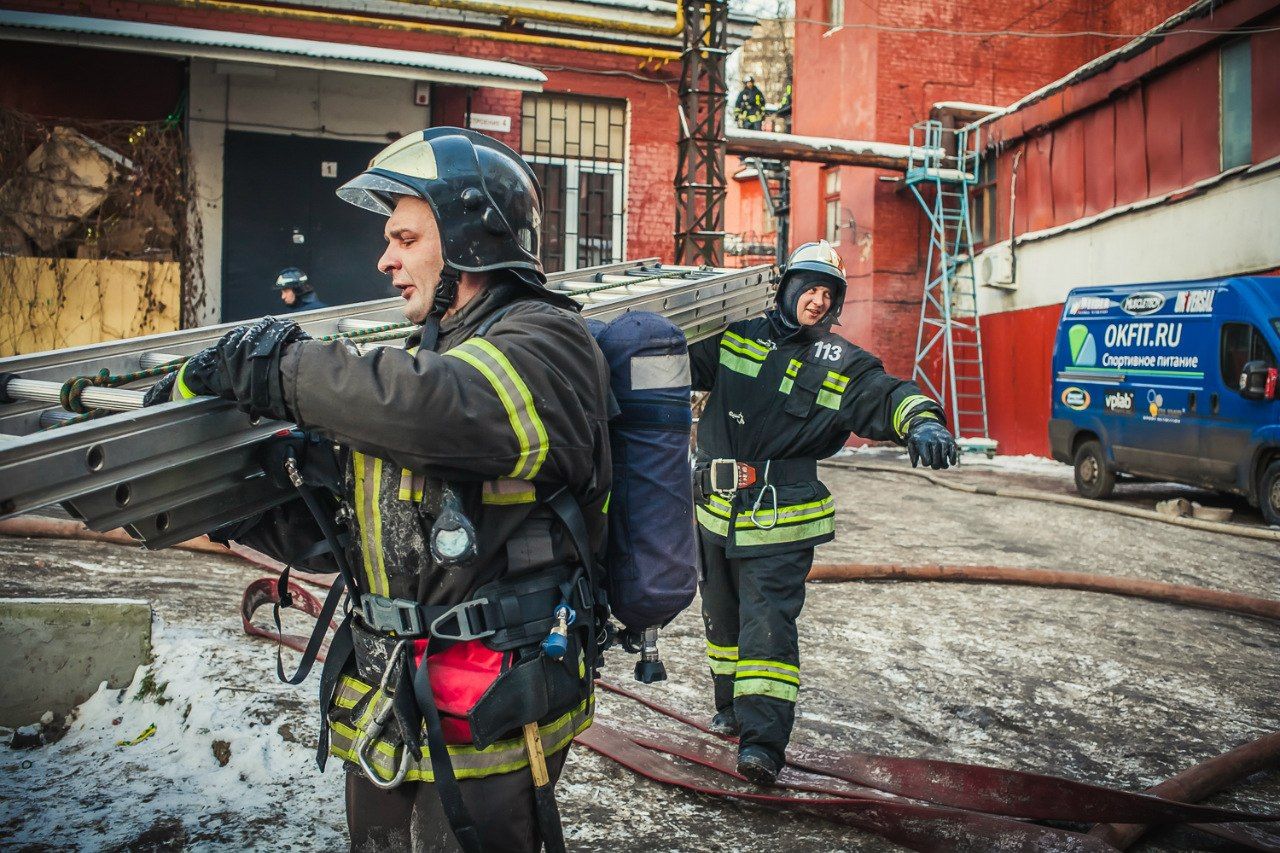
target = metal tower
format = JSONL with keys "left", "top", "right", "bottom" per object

{"left": 905, "top": 120, "right": 995, "bottom": 449}
{"left": 675, "top": 0, "right": 729, "bottom": 266}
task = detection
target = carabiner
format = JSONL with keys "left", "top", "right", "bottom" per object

{"left": 354, "top": 641, "right": 413, "bottom": 789}
{"left": 748, "top": 461, "right": 779, "bottom": 530}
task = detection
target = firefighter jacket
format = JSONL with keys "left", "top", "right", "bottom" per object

{"left": 270, "top": 277, "right": 612, "bottom": 781}
{"left": 734, "top": 85, "right": 766, "bottom": 128}
{"left": 689, "top": 315, "right": 943, "bottom": 558}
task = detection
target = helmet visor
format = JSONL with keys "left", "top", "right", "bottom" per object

{"left": 335, "top": 172, "right": 421, "bottom": 216}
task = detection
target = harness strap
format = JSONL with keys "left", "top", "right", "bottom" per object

{"left": 411, "top": 640, "right": 484, "bottom": 853}
{"left": 316, "top": 611, "right": 355, "bottom": 770}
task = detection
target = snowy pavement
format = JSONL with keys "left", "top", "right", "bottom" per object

{"left": 1, "top": 456, "right": 1277, "bottom": 852}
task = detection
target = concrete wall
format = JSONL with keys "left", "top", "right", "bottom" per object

{"left": 0, "top": 598, "right": 151, "bottom": 727}
{"left": 187, "top": 58, "right": 431, "bottom": 324}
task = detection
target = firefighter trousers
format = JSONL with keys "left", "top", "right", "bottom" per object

{"left": 699, "top": 535, "right": 813, "bottom": 766}
{"left": 345, "top": 747, "right": 568, "bottom": 853}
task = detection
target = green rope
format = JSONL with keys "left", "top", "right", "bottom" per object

{"left": 46, "top": 323, "right": 416, "bottom": 428}
{"left": 557, "top": 267, "right": 700, "bottom": 297}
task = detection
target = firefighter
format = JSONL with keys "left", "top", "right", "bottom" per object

{"left": 688, "top": 240, "right": 959, "bottom": 785}
{"left": 273, "top": 267, "right": 327, "bottom": 312}
{"left": 733, "top": 75, "right": 766, "bottom": 130}
{"left": 146, "top": 129, "right": 611, "bottom": 852}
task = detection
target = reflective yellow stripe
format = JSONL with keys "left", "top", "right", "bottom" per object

{"left": 893, "top": 394, "right": 936, "bottom": 438}
{"left": 398, "top": 469, "right": 425, "bottom": 502}
{"left": 824, "top": 370, "right": 850, "bottom": 392}
{"left": 718, "top": 347, "right": 765, "bottom": 378}
{"left": 785, "top": 359, "right": 802, "bottom": 377}
{"left": 329, "top": 695, "right": 594, "bottom": 782}
{"left": 705, "top": 641, "right": 739, "bottom": 660}
{"left": 816, "top": 389, "right": 841, "bottom": 410}
{"left": 706, "top": 640, "right": 739, "bottom": 676}
{"left": 738, "top": 659, "right": 798, "bottom": 674}
{"left": 174, "top": 362, "right": 199, "bottom": 399}
{"left": 779, "top": 376, "right": 794, "bottom": 394}
{"left": 733, "top": 497, "right": 833, "bottom": 529}
{"left": 445, "top": 339, "right": 549, "bottom": 480}
{"left": 722, "top": 331, "right": 770, "bottom": 359}
{"left": 353, "top": 452, "right": 389, "bottom": 597}
{"left": 481, "top": 478, "right": 537, "bottom": 505}
{"left": 735, "top": 514, "right": 836, "bottom": 547}
{"left": 695, "top": 504, "right": 730, "bottom": 536}
{"left": 735, "top": 669, "right": 800, "bottom": 685}
{"left": 708, "top": 658, "right": 737, "bottom": 676}
{"left": 734, "top": 678, "right": 799, "bottom": 702}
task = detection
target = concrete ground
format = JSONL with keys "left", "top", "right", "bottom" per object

{"left": 1, "top": 454, "right": 1277, "bottom": 852}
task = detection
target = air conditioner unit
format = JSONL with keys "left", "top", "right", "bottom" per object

{"left": 977, "top": 244, "right": 1016, "bottom": 290}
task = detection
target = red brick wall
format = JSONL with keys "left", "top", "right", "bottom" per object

{"left": 10, "top": 0, "right": 680, "bottom": 263}
{"left": 790, "top": 0, "right": 1215, "bottom": 445}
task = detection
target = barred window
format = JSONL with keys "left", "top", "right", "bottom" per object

{"left": 522, "top": 94, "right": 627, "bottom": 272}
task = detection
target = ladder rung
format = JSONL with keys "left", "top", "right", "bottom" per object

{"left": 956, "top": 410, "right": 987, "bottom": 416}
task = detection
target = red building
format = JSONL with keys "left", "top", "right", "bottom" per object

{"left": 0, "top": 2, "right": 749, "bottom": 324}
{"left": 973, "top": 0, "right": 1280, "bottom": 454}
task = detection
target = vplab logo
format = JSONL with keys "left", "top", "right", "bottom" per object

{"left": 1104, "top": 390, "right": 1134, "bottom": 415}
{"left": 1121, "top": 292, "right": 1165, "bottom": 316}
{"left": 1061, "top": 387, "right": 1090, "bottom": 410}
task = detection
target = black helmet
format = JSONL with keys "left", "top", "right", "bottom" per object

{"left": 775, "top": 240, "right": 848, "bottom": 330}
{"left": 273, "top": 267, "right": 312, "bottom": 294}
{"left": 336, "top": 127, "right": 574, "bottom": 313}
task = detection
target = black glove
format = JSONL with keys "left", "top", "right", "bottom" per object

{"left": 141, "top": 371, "right": 177, "bottom": 407}
{"left": 906, "top": 419, "right": 959, "bottom": 470}
{"left": 183, "top": 318, "right": 309, "bottom": 420}
{"left": 141, "top": 344, "right": 221, "bottom": 406}
{"left": 260, "top": 430, "right": 342, "bottom": 493}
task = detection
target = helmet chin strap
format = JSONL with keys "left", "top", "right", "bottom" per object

{"left": 419, "top": 265, "right": 461, "bottom": 351}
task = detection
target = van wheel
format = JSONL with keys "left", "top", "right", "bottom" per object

{"left": 1073, "top": 440, "right": 1115, "bottom": 499}
{"left": 1261, "top": 460, "right": 1280, "bottom": 527}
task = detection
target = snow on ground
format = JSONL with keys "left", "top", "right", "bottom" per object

{"left": 0, "top": 607, "right": 346, "bottom": 851}
{"left": 833, "top": 444, "right": 1074, "bottom": 479}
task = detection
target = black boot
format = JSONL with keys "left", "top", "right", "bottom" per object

{"left": 709, "top": 708, "right": 740, "bottom": 736}
{"left": 736, "top": 744, "right": 781, "bottom": 785}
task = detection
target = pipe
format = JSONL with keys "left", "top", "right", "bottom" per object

{"left": 821, "top": 460, "right": 1280, "bottom": 543}
{"left": 163, "top": 0, "right": 680, "bottom": 63}
{"left": 404, "top": 0, "right": 684, "bottom": 38}
{"left": 4, "top": 379, "right": 144, "bottom": 412}
{"left": 1088, "top": 731, "right": 1280, "bottom": 849}
{"left": 806, "top": 563, "right": 1280, "bottom": 623}
{"left": 726, "top": 128, "right": 914, "bottom": 171}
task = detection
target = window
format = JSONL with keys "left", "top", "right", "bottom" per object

{"left": 821, "top": 167, "right": 841, "bottom": 244}
{"left": 1221, "top": 39, "right": 1252, "bottom": 170}
{"left": 972, "top": 154, "right": 998, "bottom": 246}
{"left": 829, "top": 0, "right": 844, "bottom": 27}
{"left": 1220, "top": 322, "right": 1276, "bottom": 391}
{"left": 521, "top": 94, "right": 627, "bottom": 272}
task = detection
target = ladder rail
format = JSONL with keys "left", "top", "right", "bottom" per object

{"left": 904, "top": 120, "right": 992, "bottom": 442}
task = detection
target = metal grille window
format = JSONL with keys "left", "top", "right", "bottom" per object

{"left": 521, "top": 94, "right": 626, "bottom": 272}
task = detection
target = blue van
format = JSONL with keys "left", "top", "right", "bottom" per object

{"left": 1048, "top": 277, "right": 1280, "bottom": 526}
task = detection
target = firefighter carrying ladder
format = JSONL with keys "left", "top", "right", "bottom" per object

{"left": 905, "top": 120, "right": 997, "bottom": 454}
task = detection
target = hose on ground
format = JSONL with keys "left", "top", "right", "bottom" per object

{"left": 821, "top": 459, "right": 1280, "bottom": 543}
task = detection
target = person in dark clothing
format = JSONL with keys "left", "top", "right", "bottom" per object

{"left": 688, "top": 239, "right": 959, "bottom": 785}
{"left": 274, "top": 267, "right": 328, "bottom": 312}
{"left": 146, "top": 129, "right": 611, "bottom": 852}
{"left": 733, "top": 75, "right": 766, "bottom": 130}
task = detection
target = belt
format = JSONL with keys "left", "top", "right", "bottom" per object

{"left": 695, "top": 457, "right": 817, "bottom": 499}
{"left": 357, "top": 571, "right": 592, "bottom": 651}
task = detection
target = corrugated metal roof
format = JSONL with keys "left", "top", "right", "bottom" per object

{"left": 0, "top": 10, "right": 546, "bottom": 90}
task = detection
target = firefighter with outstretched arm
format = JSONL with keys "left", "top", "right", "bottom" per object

{"left": 689, "top": 240, "right": 959, "bottom": 784}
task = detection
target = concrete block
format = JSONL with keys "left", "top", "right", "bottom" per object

{"left": 0, "top": 597, "right": 152, "bottom": 727}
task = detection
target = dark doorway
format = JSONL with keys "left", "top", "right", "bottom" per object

{"left": 221, "top": 131, "right": 390, "bottom": 322}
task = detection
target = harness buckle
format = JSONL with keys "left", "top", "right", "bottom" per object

{"left": 360, "top": 595, "right": 425, "bottom": 637}
{"left": 429, "top": 597, "right": 495, "bottom": 642}
{"left": 709, "top": 458, "right": 757, "bottom": 497}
